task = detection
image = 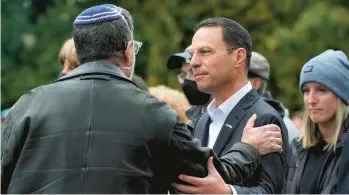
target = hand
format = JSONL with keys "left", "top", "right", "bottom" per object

{"left": 241, "top": 114, "right": 283, "bottom": 155}
{"left": 172, "top": 157, "right": 231, "bottom": 194}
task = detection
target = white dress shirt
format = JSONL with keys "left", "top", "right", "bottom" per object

{"left": 206, "top": 82, "right": 252, "bottom": 148}
{"left": 206, "top": 82, "right": 252, "bottom": 195}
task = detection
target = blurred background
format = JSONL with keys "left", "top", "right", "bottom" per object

{"left": 2, "top": 0, "right": 349, "bottom": 115}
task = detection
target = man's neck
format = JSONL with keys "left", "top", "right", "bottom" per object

{"left": 212, "top": 79, "right": 248, "bottom": 107}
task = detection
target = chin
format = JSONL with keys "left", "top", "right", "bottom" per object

{"left": 310, "top": 116, "right": 327, "bottom": 124}
{"left": 197, "top": 85, "right": 210, "bottom": 94}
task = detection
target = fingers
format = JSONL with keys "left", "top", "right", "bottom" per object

{"left": 273, "top": 137, "right": 283, "bottom": 146}
{"left": 178, "top": 174, "right": 203, "bottom": 186}
{"left": 260, "top": 143, "right": 283, "bottom": 155}
{"left": 268, "top": 138, "right": 283, "bottom": 153}
{"left": 262, "top": 124, "right": 281, "bottom": 132}
{"left": 245, "top": 114, "right": 257, "bottom": 129}
{"left": 269, "top": 130, "right": 282, "bottom": 139}
{"left": 207, "top": 157, "right": 219, "bottom": 176}
{"left": 172, "top": 183, "right": 198, "bottom": 194}
{"left": 261, "top": 127, "right": 281, "bottom": 138}
{"left": 271, "top": 144, "right": 282, "bottom": 153}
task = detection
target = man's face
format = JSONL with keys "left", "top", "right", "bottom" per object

{"left": 190, "top": 26, "right": 237, "bottom": 94}
{"left": 248, "top": 76, "right": 262, "bottom": 91}
{"left": 177, "top": 62, "right": 194, "bottom": 84}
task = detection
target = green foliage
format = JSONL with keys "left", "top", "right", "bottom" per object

{"left": 265, "top": 2, "right": 349, "bottom": 111}
{"left": 2, "top": 0, "right": 349, "bottom": 114}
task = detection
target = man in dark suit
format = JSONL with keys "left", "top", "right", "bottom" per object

{"left": 172, "top": 17, "right": 290, "bottom": 194}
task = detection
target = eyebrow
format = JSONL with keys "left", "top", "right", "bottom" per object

{"left": 190, "top": 45, "right": 213, "bottom": 52}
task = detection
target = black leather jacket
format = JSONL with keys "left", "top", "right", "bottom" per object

{"left": 284, "top": 129, "right": 347, "bottom": 193}
{"left": 1, "top": 61, "right": 261, "bottom": 194}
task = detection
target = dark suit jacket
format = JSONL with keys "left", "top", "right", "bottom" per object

{"left": 193, "top": 89, "right": 290, "bottom": 194}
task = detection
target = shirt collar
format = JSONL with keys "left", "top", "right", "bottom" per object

{"left": 207, "top": 82, "right": 252, "bottom": 120}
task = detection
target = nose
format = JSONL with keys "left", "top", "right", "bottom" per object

{"left": 306, "top": 90, "right": 318, "bottom": 105}
{"left": 189, "top": 53, "right": 201, "bottom": 70}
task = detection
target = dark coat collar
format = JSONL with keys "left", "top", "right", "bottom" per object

{"left": 53, "top": 60, "right": 134, "bottom": 86}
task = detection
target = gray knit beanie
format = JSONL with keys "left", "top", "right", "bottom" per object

{"left": 299, "top": 49, "right": 349, "bottom": 105}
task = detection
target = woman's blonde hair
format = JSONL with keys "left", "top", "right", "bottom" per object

{"left": 58, "top": 38, "right": 79, "bottom": 69}
{"left": 300, "top": 97, "right": 349, "bottom": 151}
{"left": 149, "top": 85, "right": 190, "bottom": 122}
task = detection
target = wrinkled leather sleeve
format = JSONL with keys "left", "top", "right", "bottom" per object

{"left": 1, "top": 88, "right": 43, "bottom": 193}
{"left": 2, "top": 95, "right": 31, "bottom": 193}
{"left": 167, "top": 122, "right": 261, "bottom": 186}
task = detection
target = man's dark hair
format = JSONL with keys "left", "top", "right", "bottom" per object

{"left": 195, "top": 17, "right": 252, "bottom": 69}
{"left": 73, "top": 8, "right": 133, "bottom": 64}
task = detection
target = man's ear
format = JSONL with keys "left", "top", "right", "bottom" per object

{"left": 124, "top": 41, "right": 133, "bottom": 63}
{"left": 249, "top": 77, "right": 262, "bottom": 90}
{"left": 72, "top": 47, "right": 78, "bottom": 62}
{"left": 234, "top": 48, "right": 247, "bottom": 66}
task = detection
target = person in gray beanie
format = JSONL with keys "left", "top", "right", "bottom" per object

{"left": 299, "top": 49, "right": 349, "bottom": 104}
{"left": 248, "top": 51, "right": 300, "bottom": 144}
{"left": 284, "top": 49, "right": 349, "bottom": 194}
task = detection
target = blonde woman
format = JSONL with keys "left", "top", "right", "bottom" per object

{"left": 284, "top": 49, "right": 349, "bottom": 193}
{"left": 149, "top": 85, "right": 190, "bottom": 122}
{"left": 58, "top": 38, "right": 79, "bottom": 77}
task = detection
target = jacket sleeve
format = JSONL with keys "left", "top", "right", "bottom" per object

{"left": 283, "top": 137, "right": 300, "bottom": 194}
{"left": 232, "top": 113, "right": 289, "bottom": 194}
{"left": 167, "top": 121, "right": 261, "bottom": 186}
{"left": 333, "top": 133, "right": 349, "bottom": 193}
{"left": 1, "top": 90, "right": 41, "bottom": 193}
{"left": 143, "top": 93, "right": 260, "bottom": 191}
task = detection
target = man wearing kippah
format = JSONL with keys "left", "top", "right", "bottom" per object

{"left": 248, "top": 51, "right": 300, "bottom": 143}
{"left": 1, "top": 4, "right": 283, "bottom": 194}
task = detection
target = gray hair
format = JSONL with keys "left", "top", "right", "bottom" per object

{"left": 73, "top": 8, "right": 134, "bottom": 64}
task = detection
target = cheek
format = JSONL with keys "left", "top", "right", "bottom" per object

{"left": 207, "top": 56, "right": 232, "bottom": 75}
{"left": 322, "top": 96, "right": 337, "bottom": 119}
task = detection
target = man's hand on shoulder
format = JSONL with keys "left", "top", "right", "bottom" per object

{"left": 241, "top": 114, "right": 283, "bottom": 155}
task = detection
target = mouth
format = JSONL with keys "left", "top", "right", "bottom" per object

{"left": 309, "top": 109, "right": 322, "bottom": 112}
{"left": 193, "top": 73, "right": 207, "bottom": 80}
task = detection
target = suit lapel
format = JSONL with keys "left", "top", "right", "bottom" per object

{"left": 213, "top": 89, "right": 259, "bottom": 156}
{"left": 193, "top": 113, "right": 211, "bottom": 147}
{"left": 212, "top": 104, "right": 246, "bottom": 155}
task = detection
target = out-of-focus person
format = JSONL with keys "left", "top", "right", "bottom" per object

{"left": 58, "top": 38, "right": 79, "bottom": 77}
{"left": 291, "top": 110, "right": 304, "bottom": 130}
{"left": 149, "top": 85, "right": 190, "bottom": 122}
{"left": 248, "top": 51, "right": 300, "bottom": 143}
{"left": 167, "top": 45, "right": 211, "bottom": 129}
